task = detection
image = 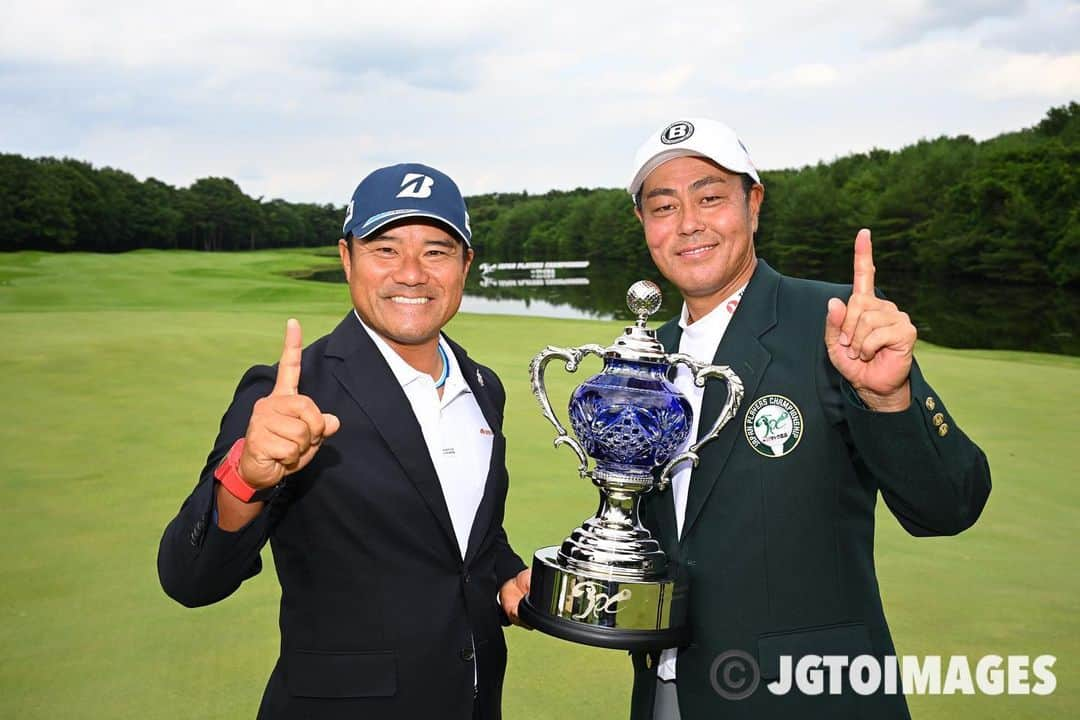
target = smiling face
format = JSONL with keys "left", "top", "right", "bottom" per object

{"left": 338, "top": 218, "right": 473, "bottom": 358}
{"left": 635, "top": 156, "right": 764, "bottom": 322}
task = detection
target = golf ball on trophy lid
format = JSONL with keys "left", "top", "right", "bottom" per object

{"left": 626, "top": 280, "right": 662, "bottom": 318}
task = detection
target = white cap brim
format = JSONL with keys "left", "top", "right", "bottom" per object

{"left": 628, "top": 118, "right": 761, "bottom": 196}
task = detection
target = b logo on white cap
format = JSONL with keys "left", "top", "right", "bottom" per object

{"left": 661, "top": 121, "right": 694, "bottom": 145}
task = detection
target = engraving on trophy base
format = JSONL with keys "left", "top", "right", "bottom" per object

{"left": 519, "top": 546, "right": 689, "bottom": 651}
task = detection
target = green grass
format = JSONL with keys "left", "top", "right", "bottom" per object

{"left": 1, "top": 250, "right": 1077, "bottom": 718}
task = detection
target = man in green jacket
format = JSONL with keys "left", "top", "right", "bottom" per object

{"left": 625, "top": 118, "right": 991, "bottom": 719}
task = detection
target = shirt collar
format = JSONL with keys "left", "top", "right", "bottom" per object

{"left": 353, "top": 309, "right": 471, "bottom": 399}
{"left": 678, "top": 284, "right": 747, "bottom": 337}
{"left": 440, "top": 341, "right": 471, "bottom": 402}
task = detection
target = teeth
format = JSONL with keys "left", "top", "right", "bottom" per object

{"left": 681, "top": 245, "right": 714, "bottom": 256}
{"left": 390, "top": 296, "right": 430, "bottom": 305}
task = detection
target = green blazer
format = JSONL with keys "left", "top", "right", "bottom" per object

{"left": 629, "top": 260, "right": 991, "bottom": 720}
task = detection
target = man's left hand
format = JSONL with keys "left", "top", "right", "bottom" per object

{"left": 499, "top": 568, "right": 532, "bottom": 628}
{"left": 824, "top": 229, "right": 916, "bottom": 412}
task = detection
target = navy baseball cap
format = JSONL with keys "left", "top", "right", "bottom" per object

{"left": 342, "top": 163, "right": 472, "bottom": 247}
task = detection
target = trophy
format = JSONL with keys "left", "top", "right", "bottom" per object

{"left": 517, "top": 281, "right": 744, "bottom": 650}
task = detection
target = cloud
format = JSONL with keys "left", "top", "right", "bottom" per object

{"left": 982, "top": 0, "right": 1080, "bottom": 53}
{"left": 1, "top": 0, "right": 1076, "bottom": 204}
{"left": 311, "top": 46, "right": 478, "bottom": 93}
{"left": 758, "top": 63, "right": 844, "bottom": 91}
{"left": 879, "top": 0, "right": 1028, "bottom": 45}
{"left": 976, "top": 51, "right": 1080, "bottom": 97}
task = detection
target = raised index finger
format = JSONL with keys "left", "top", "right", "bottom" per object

{"left": 273, "top": 318, "right": 303, "bottom": 395}
{"left": 852, "top": 228, "right": 875, "bottom": 297}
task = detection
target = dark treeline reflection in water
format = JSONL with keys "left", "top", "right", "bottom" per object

{"left": 299, "top": 264, "right": 1080, "bottom": 356}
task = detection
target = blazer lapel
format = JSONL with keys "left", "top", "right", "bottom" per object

{"left": 448, "top": 337, "right": 503, "bottom": 435}
{"left": 449, "top": 338, "right": 504, "bottom": 565}
{"left": 325, "top": 314, "right": 459, "bottom": 556}
{"left": 677, "top": 261, "right": 778, "bottom": 541}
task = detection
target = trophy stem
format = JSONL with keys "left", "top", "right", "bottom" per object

{"left": 556, "top": 485, "right": 669, "bottom": 582}
{"left": 595, "top": 485, "right": 640, "bottom": 531}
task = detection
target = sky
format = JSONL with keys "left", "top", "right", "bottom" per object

{"left": 2, "top": 0, "right": 1078, "bottom": 205}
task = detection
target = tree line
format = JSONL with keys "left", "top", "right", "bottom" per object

{"left": 0, "top": 160, "right": 342, "bottom": 253}
{"left": 2, "top": 103, "right": 1077, "bottom": 285}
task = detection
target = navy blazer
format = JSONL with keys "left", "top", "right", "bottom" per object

{"left": 158, "top": 313, "right": 526, "bottom": 720}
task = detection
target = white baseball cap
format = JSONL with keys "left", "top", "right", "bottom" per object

{"left": 628, "top": 118, "right": 761, "bottom": 197}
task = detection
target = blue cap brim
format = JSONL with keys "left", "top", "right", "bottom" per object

{"left": 349, "top": 210, "right": 471, "bottom": 248}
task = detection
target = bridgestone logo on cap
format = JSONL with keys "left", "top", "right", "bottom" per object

{"left": 661, "top": 121, "right": 694, "bottom": 145}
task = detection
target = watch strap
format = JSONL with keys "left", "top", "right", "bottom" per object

{"left": 214, "top": 438, "right": 278, "bottom": 503}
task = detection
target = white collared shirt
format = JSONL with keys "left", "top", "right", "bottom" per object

{"left": 658, "top": 285, "right": 745, "bottom": 682}
{"left": 354, "top": 311, "right": 493, "bottom": 560}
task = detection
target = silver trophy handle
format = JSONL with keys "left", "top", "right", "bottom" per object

{"left": 529, "top": 344, "right": 607, "bottom": 478}
{"left": 656, "top": 354, "right": 745, "bottom": 490}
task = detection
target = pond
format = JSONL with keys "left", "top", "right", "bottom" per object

{"left": 299, "top": 263, "right": 1080, "bottom": 356}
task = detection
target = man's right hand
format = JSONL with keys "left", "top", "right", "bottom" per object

{"left": 236, "top": 318, "right": 341, "bottom": 491}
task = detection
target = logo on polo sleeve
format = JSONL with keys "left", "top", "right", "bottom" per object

{"left": 744, "top": 395, "right": 803, "bottom": 457}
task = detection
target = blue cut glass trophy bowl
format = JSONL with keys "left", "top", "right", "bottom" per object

{"left": 518, "top": 281, "right": 744, "bottom": 650}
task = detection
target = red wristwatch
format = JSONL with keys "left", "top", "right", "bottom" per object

{"left": 214, "top": 438, "right": 278, "bottom": 503}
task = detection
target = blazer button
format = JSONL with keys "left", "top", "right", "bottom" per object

{"left": 463, "top": 572, "right": 471, "bottom": 584}
{"left": 460, "top": 647, "right": 475, "bottom": 661}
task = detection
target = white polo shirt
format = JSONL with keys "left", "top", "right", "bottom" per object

{"left": 354, "top": 311, "right": 493, "bottom": 559}
{"left": 657, "top": 285, "right": 745, "bottom": 683}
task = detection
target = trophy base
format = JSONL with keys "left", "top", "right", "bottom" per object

{"left": 520, "top": 546, "right": 689, "bottom": 651}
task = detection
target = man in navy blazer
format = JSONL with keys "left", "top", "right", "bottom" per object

{"left": 158, "top": 163, "right": 529, "bottom": 719}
